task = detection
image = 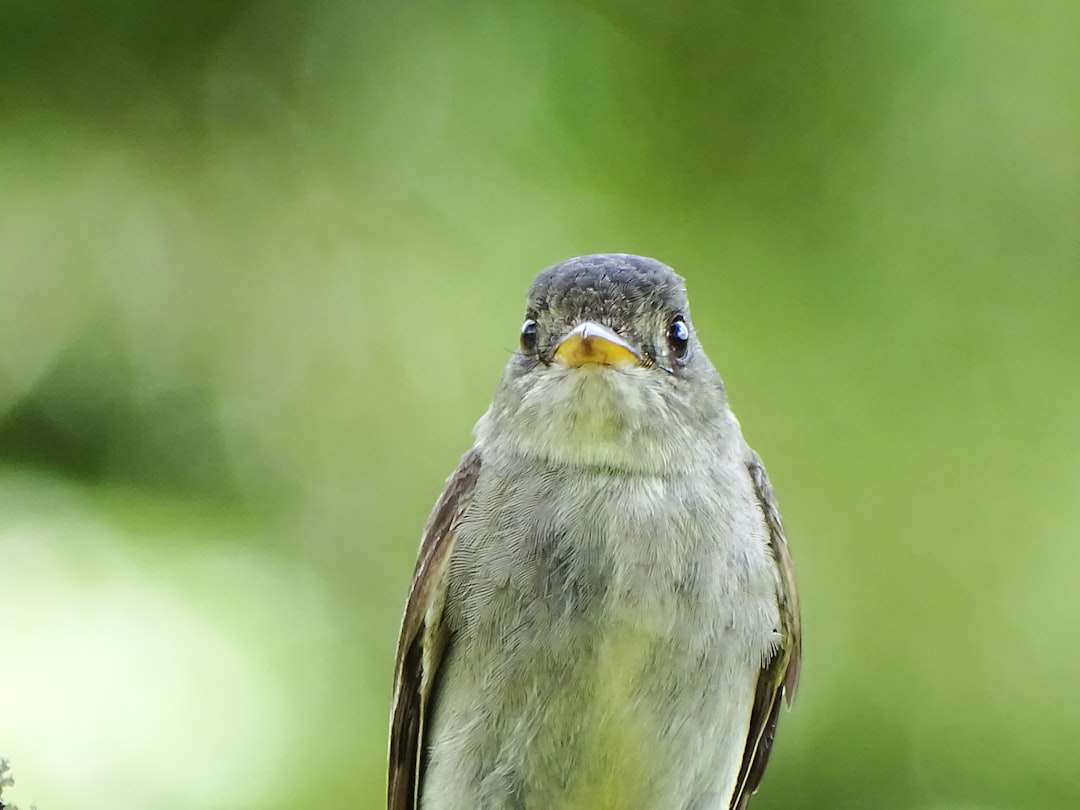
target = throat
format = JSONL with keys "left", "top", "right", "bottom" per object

{"left": 502, "top": 413, "right": 661, "bottom": 474}
{"left": 565, "top": 403, "right": 631, "bottom": 448}
{"left": 477, "top": 369, "right": 706, "bottom": 474}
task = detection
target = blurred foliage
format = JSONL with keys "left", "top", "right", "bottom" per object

{"left": 1, "top": 2, "right": 1078, "bottom": 808}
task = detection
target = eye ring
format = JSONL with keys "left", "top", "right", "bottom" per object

{"left": 667, "top": 315, "right": 690, "bottom": 361}
{"left": 520, "top": 319, "right": 539, "bottom": 354}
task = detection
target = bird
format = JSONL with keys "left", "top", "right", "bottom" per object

{"left": 388, "top": 253, "right": 801, "bottom": 810}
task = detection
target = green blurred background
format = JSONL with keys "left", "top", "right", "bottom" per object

{"left": 1, "top": 2, "right": 1078, "bottom": 808}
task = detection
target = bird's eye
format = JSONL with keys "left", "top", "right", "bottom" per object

{"left": 520, "top": 319, "right": 539, "bottom": 354}
{"left": 667, "top": 315, "right": 690, "bottom": 360}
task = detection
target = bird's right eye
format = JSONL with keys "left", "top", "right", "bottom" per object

{"left": 520, "top": 319, "right": 539, "bottom": 354}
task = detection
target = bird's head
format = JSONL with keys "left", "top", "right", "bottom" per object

{"left": 476, "top": 254, "right": 738, "bottom": 474}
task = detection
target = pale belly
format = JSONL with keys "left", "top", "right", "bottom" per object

{"left": 420, "top": 461, "right": 780, "bottom": 809}
{"left": 421, "top": 610, "right": 764, "bottom": 810}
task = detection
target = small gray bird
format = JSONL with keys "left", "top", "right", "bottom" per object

{"left": 389, "top": 254, "right": 801, "bottom": 810}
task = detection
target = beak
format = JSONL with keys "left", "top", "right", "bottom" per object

{"left": 554, "top": 321, "right": 641, "bottom": 368}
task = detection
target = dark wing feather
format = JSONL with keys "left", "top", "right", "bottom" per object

{"left": 388, "top": 449, "right": 481, "bottom": 810}
{"left": 729, "top": 448, "right": 802, "bottom": 810}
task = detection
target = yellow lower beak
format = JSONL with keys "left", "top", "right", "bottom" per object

{"left": 554, "top": 321, "right": 641, "bottom": 368}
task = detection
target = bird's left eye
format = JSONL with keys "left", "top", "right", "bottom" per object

{"left": 520, "top": 319, "right": 539, "bottom": 354}
{"left": 667, "top": 315, "right": 690, "bottom": 360}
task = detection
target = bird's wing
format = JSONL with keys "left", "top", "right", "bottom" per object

{"left": 388, "top": 449, "right": 482, "bottom": 810}
{"left": 729, "top": 449, "right": 802, "bottom": 810}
